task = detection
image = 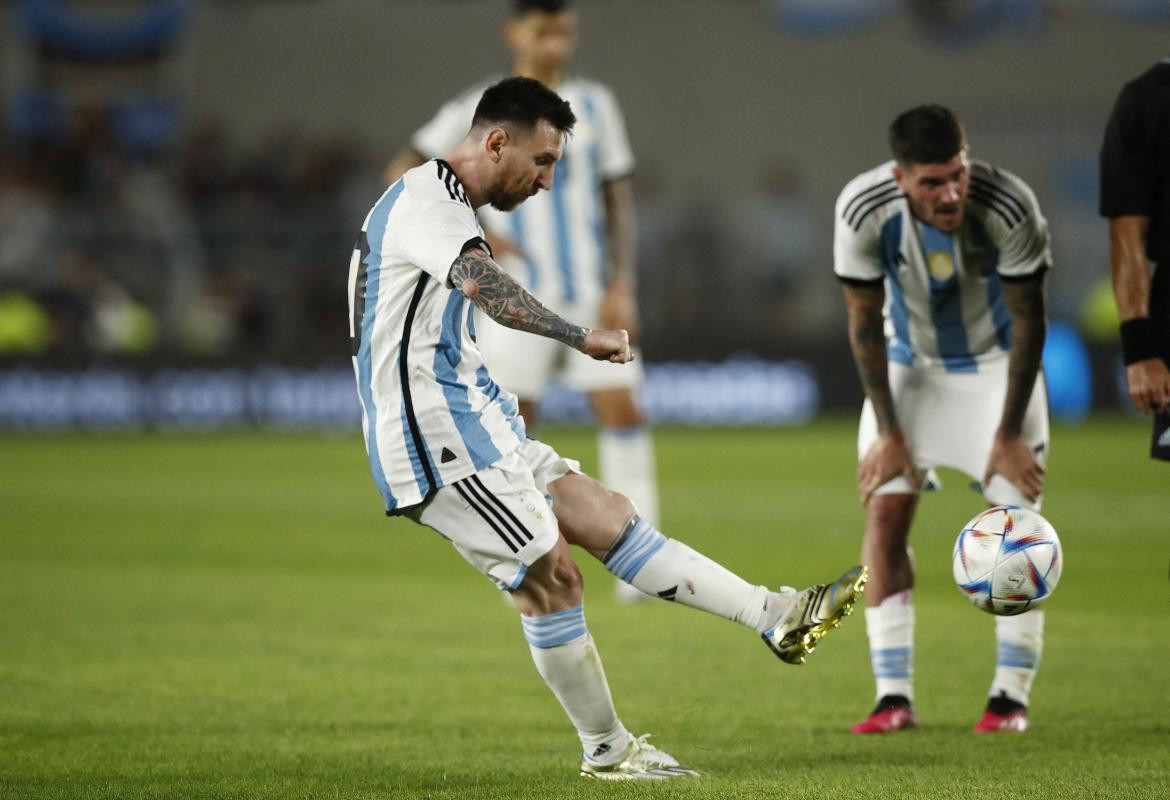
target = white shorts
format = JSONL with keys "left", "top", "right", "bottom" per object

{"left": 858, "top": 359, "right": 1049, "bottom": 510}
{"left": 475, "top": 307, "right": 644, "bottom": 399}
{"left": 402, "top": 438, "right": 581, "bottom": 591}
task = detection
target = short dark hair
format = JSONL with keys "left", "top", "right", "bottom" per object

{"left": 514, "top": 0, "right": 570, "bottom": 16}
{"left": 888, "top": 105, "right": 967, "bottom": 166}
{"left": 471, "top": 77, "right": 576, "bottom": 137}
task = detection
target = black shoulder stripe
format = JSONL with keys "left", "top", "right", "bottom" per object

{"left": 460, "top": 236, "right": 493, "bottom": 259}
{"left": 435, "top": 160, "right": 456, "bottom": 201}
{"left": 851, "top": 192, "right": 905, "bottom": 231}
{"left": 970, "top": 175, "right": 1028, "bottom": 219}
{"left": 968, "top": 187, "right": 1021, "bottom": 228}
{"left": 847, "top": 186, "right": 903, "bottom": 228}
{"left": 842, "top": 178, "right": 897, "bottom": 221}
{"left": 434, "top": 159, "right": 471, "bottom": 208}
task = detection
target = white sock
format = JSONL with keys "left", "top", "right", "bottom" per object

{"left": 603, "top": 517, "right": 781, "bottom": 632}
{"left": 599, "top": 427, "right": 659, "bottom": 525}
{"left": 865, "top": 590, "right": 915, "bottom": 703}
{"left": 521, "top": 606, "right": 630, "bottom": 764}
{"left": 990, "top": 609, "right": 1044, "bottom": 706}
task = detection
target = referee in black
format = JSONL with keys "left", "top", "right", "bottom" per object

{"left": 1100, "top": 58, "right": 1170, "bottom": 461}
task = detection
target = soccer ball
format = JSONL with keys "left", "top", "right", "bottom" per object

{"left": 952, "top": 506, "right": 1062, "bottom": 616}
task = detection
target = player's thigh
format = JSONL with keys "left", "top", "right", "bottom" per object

{"left": 519, "top": 438, "right": 633, "bottom": 557}
{"left": 404, "top": 451, "right": 559, "bottom": 592}
{"left": 476, "top": 314, "right": 559, "bottom": 400}
{"left": 857, "top": 362, "right": 931, "bottom": 494}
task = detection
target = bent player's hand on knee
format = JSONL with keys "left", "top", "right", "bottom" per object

{"left": 983, "top": 432, "right": 1044, "bottom": 502}
{"left": 1126, "top": 358, "right": 1170, "bottom": 415}
{"left": 582, "top": 329, "right": 633, "bottom": 363}
{"left": 858, "top": 431, "right": 917, "bottom": 505}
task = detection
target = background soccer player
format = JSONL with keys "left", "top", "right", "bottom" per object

{"left": 384, "top": 0, "right": 659, "bottom": 603}
{"left": 834, "top": 106, "right": 1051, "bottom": 734}
{"left": 351, "top": 76, "right": 865, "bottom": 779}
{"left": 1100, "top": 59, "right": 1170, "bottom": 458}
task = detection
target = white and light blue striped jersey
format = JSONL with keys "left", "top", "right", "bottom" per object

{"left": 348, "top": 159, "right": 526, "bottom": 514}
{"left": 833, "top": 159, "right": 1051, "bottom": 372}
{"left": 412, "top": 75, "right": 634, "bottom": 309}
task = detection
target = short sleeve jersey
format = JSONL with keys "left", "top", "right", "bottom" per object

{"left": 1100, "top": 58, "right": 1170, "bottom": 329}
{"left": 834, "top": 159, "right": 1051, "bottom": 372}
{"left": 348, "top": 159, "right": 526, "bottom": 513}
{"left": 412, "top": 76, "right": 634, "bottom": 309}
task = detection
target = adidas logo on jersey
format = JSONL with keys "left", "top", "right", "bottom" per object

{"left": 1157, "top": 428, "right": 1170, "bottom": 448}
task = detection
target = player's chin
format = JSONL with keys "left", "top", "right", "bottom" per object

{"left": 932, "top": 210, "right": 963, "bottom": 231}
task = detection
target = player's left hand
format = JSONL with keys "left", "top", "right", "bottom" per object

{"left": 599, "top": 277, "right": 639, "bottom": 343}
{"left": 983, "top": 432, "right": 1044, "bottom": 502}
{"left": 583, "top": 328, "right": 633, "bottom": 363}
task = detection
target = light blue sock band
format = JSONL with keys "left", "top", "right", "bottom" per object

{"left": 872, "top": 646, "right": 912, "bottom": 679}
{"left": 521, "top": 605, "right": 588, "bottom": 649}
{"left": 603, "top": 516, "right": 667, "bottom": 583}
{"left": 996, "top": 642, "right": 1039, "bottom": 669}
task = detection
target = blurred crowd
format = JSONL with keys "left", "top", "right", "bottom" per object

{"left": 0, "top": 113, "right": 383, "bottom": 361}
{"left": 0, "top": 112, "right": 839, "bottom": 364}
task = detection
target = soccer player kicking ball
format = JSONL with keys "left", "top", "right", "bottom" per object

{"left": 385, "top": 0, "right": 662, "bottom": 607}
{"left": 835, "top": 105, "right": 1052, "bottom": 734}
{"left": 348, "top": 77, "right": 865, "bottom": 780}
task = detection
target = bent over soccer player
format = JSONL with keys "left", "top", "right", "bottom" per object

{"left": 348, "top": 77, "right": 866, "bottom": 780}
{"left": 835, "top": 106, "right": 1051, "bottom": 734}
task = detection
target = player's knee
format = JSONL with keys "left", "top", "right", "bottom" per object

{"left": 607, "top": 489, "right": 637, "bottom": 529}
{"left": 549, "top": 474, "right": 635, "bottom": 550}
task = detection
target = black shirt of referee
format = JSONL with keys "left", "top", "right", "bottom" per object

{"left": 1100, "top": 58, "right": 1170, "bottom": 460}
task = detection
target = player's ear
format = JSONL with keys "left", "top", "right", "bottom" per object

{"left": 892, "top": 164, "right": 905, "bottom": 191}
{"left": 485, "top": 127, "right": 509, "bottom": 163}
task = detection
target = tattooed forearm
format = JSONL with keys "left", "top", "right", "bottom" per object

{"left": 999, "top": 275, "right": 1047, "bottom": 436}
{"left": 449, "top": 248, "right": 588, "bottom": 351}
{"left": 844, "top": 284, "right": 900, "bottom": 434}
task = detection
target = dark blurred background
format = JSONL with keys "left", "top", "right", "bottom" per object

{"left": 0, "top": 0, "right": 1164, "bottom": 428}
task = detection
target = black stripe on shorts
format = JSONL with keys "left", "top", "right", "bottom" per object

{"left": 454, "top": 480, "right": 521, "bottom": 553}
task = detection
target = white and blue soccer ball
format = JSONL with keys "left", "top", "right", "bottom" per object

{"left": 952, "top": 505, "right": 1062, "bottom": 616}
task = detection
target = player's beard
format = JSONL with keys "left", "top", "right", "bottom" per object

{"left": 487, "top": 188, "right": 530, "bottom": 212}
{"left": 488, "top": 194, "right": 523, "bottom": 212}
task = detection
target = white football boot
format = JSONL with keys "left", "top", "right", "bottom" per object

{"left": 579, "top": 733, "right": 700, "bottom": 780}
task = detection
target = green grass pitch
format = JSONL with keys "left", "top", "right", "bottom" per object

{"left": 2, "top": 417, "right": 1167, "bottom": 799}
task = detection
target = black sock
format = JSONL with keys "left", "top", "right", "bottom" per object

{"left": 986, "top": 691, "right": 1026, "bottom": 715}
{"left": 875, "top": 694, "right": 912, "bottom": 712}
